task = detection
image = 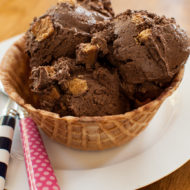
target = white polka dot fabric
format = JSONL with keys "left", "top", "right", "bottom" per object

{"left": 20, "top": 117, "right": 60, "bottom": 190}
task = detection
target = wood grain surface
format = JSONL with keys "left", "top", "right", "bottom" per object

{"left": 0, "top": 0, "right": 189, "bottom": 189}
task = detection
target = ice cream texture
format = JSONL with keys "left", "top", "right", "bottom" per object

{"left": 26, "top": 0, "right": 189, "bottom": 116}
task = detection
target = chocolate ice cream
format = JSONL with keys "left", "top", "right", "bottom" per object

{"left": 26, "top": 0, "right": 113, "bottom": 67}
{"left": 77, "top": 0, "right": 114, "bottom": 17}
{"left": 31, "top": 57, "right": 129, "bottom": 116}
{"left": 91, "top": 10, "right": 190, "bottom": 104}
{"left": 26, "top": 1, "right": 189, "bottom": 116}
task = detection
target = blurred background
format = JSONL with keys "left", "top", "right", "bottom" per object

{"left": 0, "top": 0, "right": 189, "bottom": 189}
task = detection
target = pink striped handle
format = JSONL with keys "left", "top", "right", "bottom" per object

{"left": 19, "top": 117, "right": 60, "bottom": 190}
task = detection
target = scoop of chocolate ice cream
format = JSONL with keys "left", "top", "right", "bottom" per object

{"left": 26, "top": 0, "right": 113, "bottom": 68}
{"left": 30, "top": 56, "right": 130, "bottom": 116}
{"left": 91, "top": 10, "right": 189, "bottom": 102}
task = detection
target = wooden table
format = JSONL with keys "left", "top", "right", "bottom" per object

{"left": 0, "top": 0, "right": 189, "bottom": 189}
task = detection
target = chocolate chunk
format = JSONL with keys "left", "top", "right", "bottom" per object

{"left": 76, "top": 43, "right": 98, "bottom": 69}
{"left": 31, "top": 16, "right": 54, "bottom": 42}
{"left": 30, "top": 66, "right": 55, "bottom": 91}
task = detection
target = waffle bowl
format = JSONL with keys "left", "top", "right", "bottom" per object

{"left": 0, "top": 36, "right": 185, "bottom": 151}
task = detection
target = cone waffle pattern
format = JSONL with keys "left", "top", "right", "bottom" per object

{"left": 0, "top": 36, "right": 185, "bottom": 150}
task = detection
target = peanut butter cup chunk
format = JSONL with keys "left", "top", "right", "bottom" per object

{"left": 31, "top": 16, "right": 54, "bottom": 42}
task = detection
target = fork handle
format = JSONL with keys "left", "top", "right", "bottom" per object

{"left": 20, "top": 117, "right": 60, "bottom": 190}
{"left": 0, "top": 115, "right": 16, "bottom": 190}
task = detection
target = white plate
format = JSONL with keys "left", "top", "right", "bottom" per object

{"left": 0, "top": 36, "right": 190, "bottom": 190}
